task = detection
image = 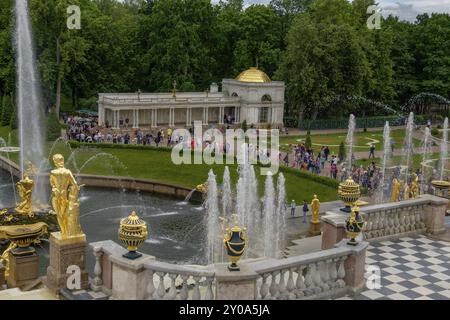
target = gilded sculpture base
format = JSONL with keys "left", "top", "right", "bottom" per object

{"left": 45, "top": 232, "right": 89, "bottom": 294}
{"left": 308, "top": 221, "right": 322, "bottom": 237}
{"left": 7, "top": 252, "right": 39, "bottom": 288}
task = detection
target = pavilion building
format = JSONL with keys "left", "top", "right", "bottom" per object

{"left": 97, "top": 67, "right": 285, "bottom": 129}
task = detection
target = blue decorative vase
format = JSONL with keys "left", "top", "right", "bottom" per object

{"left": 224, "top": 226, "right": 247, "bottom": 271}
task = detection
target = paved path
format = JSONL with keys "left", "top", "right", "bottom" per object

{"left": 338, "top": 234, "right": 450, "bottom": 300}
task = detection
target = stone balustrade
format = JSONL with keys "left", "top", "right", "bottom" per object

{"left": 322, "top": 194, "right": 448, "bottom": 249}
{"left": 89, "top": 239, "right": 367, "bottom": 300}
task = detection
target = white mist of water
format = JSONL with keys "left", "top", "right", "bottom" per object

{"left": 262, "top": 173, "right": 276, "bottom": 258}
{"left": 421, "top": 127, "right": 432, "bottom": 193}
{"left": 378, "top": 122, "right": 392, "bottom": 203}
{"left": 275, "top": 173, "right": 286, "bottom": 258}
{"left": 222, "top": 167, "right": 232, "bottom": 218}
{"left": 346, "top": 114, "right": 356, "bottom": 170}
{"left": 403, "top": 112, "right": 415, "bottom": 184}
{"left": 15, "top": 0, "right": 45, "bottom": 201}
{"left": 440, "top": 117, "right": 448, "bottom": 180}
{"left": 205, "top": 169, "right": 219, "bottom": 265}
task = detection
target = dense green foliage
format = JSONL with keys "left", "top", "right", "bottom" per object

{"left": 0, "top": 95, "right": 13, "bottom": 126}
{"left": 0, "top": 0, "right": 448, "bottom": 120}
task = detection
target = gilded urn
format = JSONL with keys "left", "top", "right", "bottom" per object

{"left": 118, "top": 211, "right": 148, "bottom": 260}
{"left": 345, "top": 207, "right": 364, "bottom": 246}
{"left": 0, "top": 222, "right": 48, "bottom": 256}
{"left": 338, "top": 177, "right": 361, "bottom": 213}
{"left": 431, "top": 180, "right": 450, "bottom": 198}
{"left": 224, "top": 225, "right": 247, "bottom": 271}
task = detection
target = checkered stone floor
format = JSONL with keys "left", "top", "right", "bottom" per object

{"left": 338, "top": 235, "right": 450, "bottom": 300}
{"left": 60, "top": 288, "right": 109, "bottom": 300}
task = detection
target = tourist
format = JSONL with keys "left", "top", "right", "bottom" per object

{"left": 290, "top": 200, "right": 296, "bottom": 217}
{"left": 369, "top": 144, "right": 375, "bottom": 159}
{"left": 302, "top": 201, "right": 309, "bottom": 223}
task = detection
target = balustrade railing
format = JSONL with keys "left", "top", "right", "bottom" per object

{"left": 250, "top": 247, "right": 351, "bottom": 300}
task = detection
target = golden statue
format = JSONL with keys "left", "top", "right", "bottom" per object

{"left": 15, "top": 171, "right": 35, "bottom": 218}
{"left": 404, "top": 182, "right": 410, "bottom": 200}
{"left": 311, "top": 195, "right": 320, "bottom": 224}
{"left": 390, "top": 178, "right": 401, "bottom": 202}
{"left": 411, "top": 173, "right": 419, "bottom": 199}
{"left": 0, "top": 242, "right": 17, "bottom": 277}
{"left": 50, "top": 154, "right": 84, "bottom": 239}
{"left": 0, "top": 209, "right": 7, "bottom": 216}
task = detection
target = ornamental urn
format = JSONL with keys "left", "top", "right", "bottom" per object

{"left": 0, "top": 222, "right": 48, "bottom": 256}
{"left": 224, "top": 225, "right": 247, "bottom": 271}
{"left": 338, "top": 177, "right": 361, "bottom": 213}
{"left": 345, "top": 206, "right": 364, "bottom": 246}
{"left": 118, "top": 211, "right": 148, "bottom": 260}
{"left": 431, "top": 180, "right": 450, "bottom": 198}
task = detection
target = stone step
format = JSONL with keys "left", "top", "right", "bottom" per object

{"left": 284, "top": 235, "right": 323, "bottom": 258}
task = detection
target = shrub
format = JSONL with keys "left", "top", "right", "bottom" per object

{"left": 9, "top": 109, "right": 17, "bottom": 130}
{"left": 431, "top": 127, "right": 440, "bottom": 138}
{"left": 305, "top": 132, "right": 312, "bottom": 149}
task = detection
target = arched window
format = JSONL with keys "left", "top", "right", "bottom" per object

{"left": 232, "top": 92, "right": 239, "bottom": 97}
{"left": 261, "top": 94, "right": 272, "bottom": 103}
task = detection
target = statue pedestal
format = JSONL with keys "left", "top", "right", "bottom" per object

{"left": 0, "top": 263, "right": 6, "bottom": 289}
{"left": 7, "top": 252, "right": 39, "bottom": 288}
{"left": 46, "top": 232, "right": 89, "bottom": 294}
{"left": 308, "top": 221, "right": 322, "bottom": 236}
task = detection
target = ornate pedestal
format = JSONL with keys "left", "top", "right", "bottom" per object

{"left": 308, "top": 221, "right": 322, "bottom": 236}
{"left": 0, "top": 264, "right": 5, "bottom": 289}
{"left": 7, "top": 252, "right": 39, "bottom": 288}
{"left": 46, "top": 232, "right": 89, "bottom": 293}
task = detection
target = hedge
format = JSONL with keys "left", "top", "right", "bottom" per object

{"left": 279, "top": 166, "right": 340, "bottom": 189}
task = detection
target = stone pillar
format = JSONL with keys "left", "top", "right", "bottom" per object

{"left": 321, "top": 213, "right": 347, "bottom": 250}
{"left": 154, "top": 109, "right": 158, "bottom": 127}
{"left": 186, "top": 108, "right": 190, "bottom": 126}
{"left": 423, "top": 195, "right": 448, "bottom": 235}
{"left": 337, "top": 240, "right": 368, "bottom": 295}
{"left": 110, "top": 254, "right": 155, "bottom": 300}
{"left": 219, "top": 107, "right": 224, "bottom": 125}
{"left": 7, "top": 251, "right": 40, "bottom": 288}
{"left": 46, "top": 232, "right": 89, "bottom": 294}
{"left": 214, "top": 263, "right": 258, "bottom": 300}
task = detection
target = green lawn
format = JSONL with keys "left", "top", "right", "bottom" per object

{"left": 280, "top": 129, "right": 421, "bottom": 154}
{"left": 356, "top": 153, "right": 441, "bottom": 171}
{"left": 0, "top": 126, "right": 339, "bottom": 203}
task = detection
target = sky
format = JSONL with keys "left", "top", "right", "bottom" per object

{"left": 213, "top": 0, "right": 450, "bottom": 22}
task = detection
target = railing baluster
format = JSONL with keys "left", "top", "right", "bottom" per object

{"left": 146, "top": 270, "right": 155, "bottom": 300}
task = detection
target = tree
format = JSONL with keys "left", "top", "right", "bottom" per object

{"left": 1, "top": 95, "right": 13, "bottom": 126}
{"left": 9, "top": 108, "right": 16, "bottom": 130}
{"left": 46, "top": 111, "right": 62, "bottom": 141}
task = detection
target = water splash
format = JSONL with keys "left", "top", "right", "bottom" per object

{"left": 262, "top": 173, "right": 276, "bottom": 258}
{"left": 275, "top": 173, "right": 286, "bottom": 258}
{"left": 222, "top": 166, "right": 232, "bottom": 218}
{"left": 421, "top": 127, "right": 432, "bottom": 194}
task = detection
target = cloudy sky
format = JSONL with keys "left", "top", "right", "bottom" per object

{"left": 213, "top": 0, "right": 450, "bottom": 21}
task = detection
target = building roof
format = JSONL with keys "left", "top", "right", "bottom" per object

{"left": 235, "top": 67, "right": 271, "bottom": 83}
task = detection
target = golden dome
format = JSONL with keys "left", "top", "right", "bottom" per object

{"left": 236, "top": 67, "right": 271, "bottom": 83}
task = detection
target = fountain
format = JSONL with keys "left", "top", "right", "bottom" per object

{"left": 205, "top": 170, "right": 220, "bottom": 264}
{"left": 402, "top": 112, "right": 415, "bottom": 186}
{"left": 346, "top": 114, "right": 356, "bottom": 170}
{"left": 421, "top": 127, "right": 432, "bottom": 194}
{"left": 439, "top": 117, "right": 448, "bottom": 180}
{"left": 14, "top": 0, "right": 46, "bottom": 203}
{"left": 377, "top": 122, "right": 392, "bottom": 203}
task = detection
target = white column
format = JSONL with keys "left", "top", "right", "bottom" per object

{"left": 219, "top": 107, "right": 223, "bottom": 124}
{"left": 132, "top": 109, "right": 137, "bottom": 128}
{"left": 205, "top": 107, "right": 209, "bottom": 125}
{"left": 155, "top": 109, "right": 158, "bottom": 127}
{"left": 186, "top": 108, "right": 189, "bottom": 126}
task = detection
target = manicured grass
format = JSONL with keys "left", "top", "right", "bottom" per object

{"left": 356, "top": 153, "right": 441, "bottom": 171}
{"left": 279, "top": 129, "right": 421, "bottom": 154}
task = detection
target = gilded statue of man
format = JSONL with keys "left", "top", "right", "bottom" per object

{"left": 50, "top": 154, "right": 83, "bottom": 238}
{"left": 15, "top": 173, "right": 34, "bottom": 217}
{"left": 390, "top": 178, "right": 401, "bottom": 202}
{"left": 311, "top": 195, "right": 320, "bottom": 224}
{"left": 411, "top": 173, "right": 419, "bottom": 199}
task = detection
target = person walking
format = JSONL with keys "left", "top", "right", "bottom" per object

{"left": 369, "top": 144, "right": 375, "bottom": 159}
{"left": 302, "top": 200, "right": 309, "bottom": 223}
{"left": 290, "top": 200, "right": 296, "bottom": 217}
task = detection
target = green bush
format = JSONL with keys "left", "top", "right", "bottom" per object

{"left": 47, "top": 111, "right": 62, "bottom": 141}
{"left": 305, "top": 132, "right": 312, "bottom": 149}
{"left": 241, "top": 120, "right": 247, "bottom": 132}
{"left": 9, "top": 109, "right": 16, "bottom": 130}
{"left": 431, "top": 127, "right": 441, "bottom": 138}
